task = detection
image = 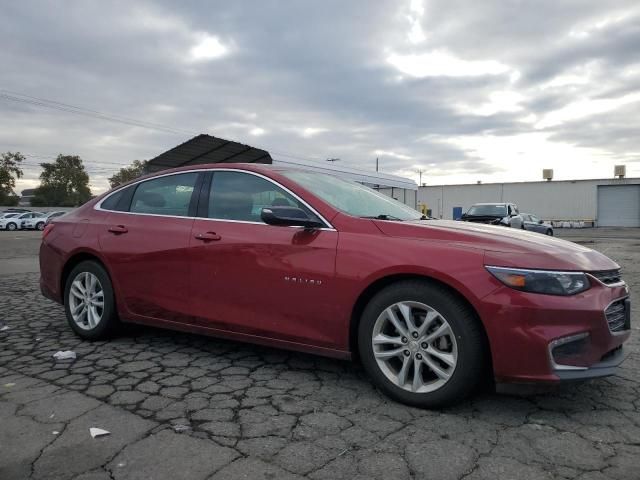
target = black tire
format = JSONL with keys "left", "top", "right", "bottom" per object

{"left": 64, "top": 260, "right": 119, "bottom": 340}
{"left": 358, "top": 280, "right": 487, "bottom": 408}
{"left": 546, "top": 229, "right": 553, "bottom": 236}
{"left": 36, "top": 222, "right": 45, "bottom": 231}
{"left": 7, "top": 222, "right": 17, "bottom": 231}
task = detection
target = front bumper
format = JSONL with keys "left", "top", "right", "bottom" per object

{"left": 554, "top": 345, "right": 627, "bottom": 381}
{"left": 478, "top": 278, "right": 631, "bottom": 384}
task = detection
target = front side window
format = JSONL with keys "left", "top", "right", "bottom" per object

{"left": 208, "top": 171, "right": 317, "bottom": 223}
{"left": 130, "top": 172, "right": 198, "bottom": 216}
{"left": 281, "top": 170, "right": 423, "bottom": 221}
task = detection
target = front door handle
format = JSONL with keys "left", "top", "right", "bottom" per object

{"left": 194, "top": 231, "right": 221, "bottom": 242}
{"left": 108, "top": 225, "right": 128, "bottom": 234}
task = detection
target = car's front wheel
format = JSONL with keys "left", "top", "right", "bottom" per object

{"left": 64, "top": 260, "right": 119, "bottom": 340}
{"left": 6, "top": 222, "right": 17, "bottom": 231}
{"left": 546, "top": 229, "right": 553, "bottom": 236}
{"left": 358, "top": 280, "right": 487, "bottom": 408}
{"left": 36, "top": 222, "right": 45, "bottom": 231}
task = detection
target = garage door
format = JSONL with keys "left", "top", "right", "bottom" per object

{"left": 597, "top": 185, "right": 640, "bottom": 227}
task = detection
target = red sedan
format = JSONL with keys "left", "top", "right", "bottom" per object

{"left": 39, "top": 164, "right": 631, "bottom": 407}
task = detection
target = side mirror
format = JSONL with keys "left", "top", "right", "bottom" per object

{"left": 538, "top": 219, "right": 544, "bottom": 224}
{"left": 261, "top": 206, "right": 324, "bottom": 229}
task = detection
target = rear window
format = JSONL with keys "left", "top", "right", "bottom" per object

{"left": 466, "top": 204, "right": 507, "bottom": 216}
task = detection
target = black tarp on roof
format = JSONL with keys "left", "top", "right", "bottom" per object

{"left": 145, "top": 134, "right": 272, "bottom": 172}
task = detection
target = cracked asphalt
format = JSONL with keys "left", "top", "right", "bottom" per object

{"left": 1, "top": 229, "right": 639, "bottom": 480}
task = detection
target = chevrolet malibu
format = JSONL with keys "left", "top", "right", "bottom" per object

{"left": 39, "top": 164, "right": 631, "bottom": 407}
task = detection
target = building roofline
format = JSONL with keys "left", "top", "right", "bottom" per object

{"left": 420, "top": 177, "right": 640, "bottom": 188}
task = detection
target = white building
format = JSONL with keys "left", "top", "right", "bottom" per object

{"left": 419, "top": 177, "right": 640, "bottom": 227}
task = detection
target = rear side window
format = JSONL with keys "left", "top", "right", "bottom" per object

{"left": 130, "top": 173, "right": 198, "bottom": 217}
{"left": 101, "top": 189, "right": 126, "bottom": 211}
{"left": 207, "top": 171, "right": 316, "bottom": 223}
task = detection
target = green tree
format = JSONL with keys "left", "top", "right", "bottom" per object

{"left": 31, "top": 155, "right": 92, "bottom": 206}
{"left": 0, "top": 151, "right": 24, "bottom": 206}
{"left": 108, "top": 159, "right": 148, "bottom": 188}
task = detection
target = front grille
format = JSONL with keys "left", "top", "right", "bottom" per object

{"left": 590, "top": 269, "right": 623, "bottom": 285}
{"left": 605, "top": 299, "right": 628, "bottom": 332}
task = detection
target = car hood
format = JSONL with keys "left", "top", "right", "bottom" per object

{"left": 374, "top": 219, "right": 618, "bottom": 271}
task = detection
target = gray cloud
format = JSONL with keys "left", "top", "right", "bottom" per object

{"left": 1, "top": 0, "right": 639, "bottom": 192}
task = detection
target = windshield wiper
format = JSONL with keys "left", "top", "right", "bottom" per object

{"left": 360, "top": 214, "right": 404, "bottom": 221}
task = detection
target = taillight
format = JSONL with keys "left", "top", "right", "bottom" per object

{"left": 42, "top": 223, "right": 55, "bottom": 239}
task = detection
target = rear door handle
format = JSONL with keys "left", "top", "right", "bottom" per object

{"left": 108, "top": 225, "right": 128, "bottom": 234}
{"left": 194, "top": 232, "right": 221, "bottom": 242}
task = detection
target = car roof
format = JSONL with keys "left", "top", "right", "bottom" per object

{"left": 471, "top": 202, "right": 510, "bottom": 206}
{"left": 108, "top": 163, "right": 316, "bottom": 193}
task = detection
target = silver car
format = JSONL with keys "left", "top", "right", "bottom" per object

{"left": 21, "top": 212, "right": 49, "bottom": 231}
{"left": 522, "top": 213, "right": 554, "bottom": 236}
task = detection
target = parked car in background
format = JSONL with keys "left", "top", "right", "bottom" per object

{"left": 0, "top": 212, "right": 20, "bottom": 219}
{"left": 21, "top": 212, "right": 49, "bottom": 231}
{"left": 522, "top": 213, "right": 553, "bottom": 236}
{"left": 1, "top": 212, "right": 42, "bottom": 231}
{"left": 39, "top": 164, "right": 631, "bottom": 408}
{"left": 44, "top": 211, "right": 68, "bottom": 226}
{"left": 460, "top": 203, "right": 524, "bottom": 229}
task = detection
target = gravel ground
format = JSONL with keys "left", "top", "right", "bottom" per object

{"left": 0, "top": 229, "right": 639, "bottom": 480}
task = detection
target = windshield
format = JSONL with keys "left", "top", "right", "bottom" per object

{"left": 281, "top": 170, "right": 423, "bottom": 221}
{"left": 466, "top": 204, "right": 507, "bottom": 217}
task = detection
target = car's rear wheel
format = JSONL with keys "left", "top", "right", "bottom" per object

{"left": 358, "top": 280, "right": 487, "bottom": 408}
{"left": 546, "top": 229, "right": 553, "bottom": 236}
{"left": 36, "top": 222, "right": 45, "bottom": 231}
{"left": 64, "top": 261, "right": 119, "bottom": 340}
{"left": 7, "top": 222, "right": 17, "bottom": 231}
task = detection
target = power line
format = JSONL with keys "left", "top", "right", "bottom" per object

{"left": 0, "top": 90, "right": 329, "bottom": 165}
{"left": 0, "top": 91, "right": 192, "bottom": 136}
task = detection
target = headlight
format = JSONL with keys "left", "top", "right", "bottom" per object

{"left": 486, "top": 266, "right": 590, "bottom": 296}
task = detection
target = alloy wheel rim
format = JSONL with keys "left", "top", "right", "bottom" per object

{"left": 69, "top": 272, "right": 104, "bottom": 330}
{"left": 372, "top": 301, "right": 458, "bottom": 393}
{"left": 8, "top": 223, "right": 16, "bottom": 230}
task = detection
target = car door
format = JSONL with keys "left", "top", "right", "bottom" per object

{"left": 509, "top": 204, "right": 523, "bottom": 228}
{"left": 528, "top": 214, "right": 544, "bottom": 233}
{"left": 98, "top": 171, "right": 202, "bottom": 325}
{"left": 188, "top": 170, "right": 339, "bottom": 348}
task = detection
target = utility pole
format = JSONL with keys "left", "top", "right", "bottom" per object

{"left": 376, "top": 157, "right": 379, "bottom": 172}
{"left": 416, "top": 168, "right": 425, "bottom": 186}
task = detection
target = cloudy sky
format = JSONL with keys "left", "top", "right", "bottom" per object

{"left": 2, "top": 0, "right": 639, "bottom": 194}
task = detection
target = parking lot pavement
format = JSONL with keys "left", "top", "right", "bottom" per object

{"left": 1, "top": 230, "right": 639, "bottom": 479}
{"left": 0, "top": 230, "right": 41, "bottom": 275}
